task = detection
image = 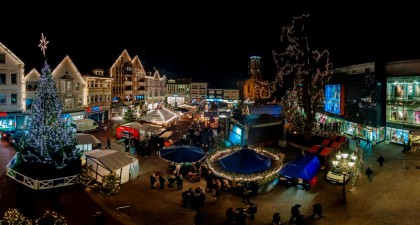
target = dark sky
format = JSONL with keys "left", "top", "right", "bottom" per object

{"left": 1, "top": 2, "right": 420, "bottom": 84}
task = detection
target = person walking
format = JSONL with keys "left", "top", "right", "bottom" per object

{"left": 377, "top": 155, "right": 385, "bottom": 167}
{"left": 365, "top": 167, "right": 373, "bottom": 182}
{"left": 150, "top": 173, "right": 156, "bottom": 189}
{"left": 289, "top": 204, "right": 301, "bottom": 224}
{"left": 176, "top": 174, "right": 184, "bottom": 190}
{"left": 272, "top": 212, "right": 282, "bottom": 225}
{"left": 310, "top": 203, "right": 323, "bottom": 219}
{"left": 105, "top": 137, "right": 111, "bottom": 149}
{"left": 242, "top": 187, "right": 251, "bottom": 204}
{"left": 159, "top": 174, "right": 166, "bottom": 190}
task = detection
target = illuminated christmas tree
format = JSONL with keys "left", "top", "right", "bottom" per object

{"left": 76, "top": 165, "right": 94, "bottom": 188}
{"left": 16, "top": 34, "right": 81, "bottom": 176}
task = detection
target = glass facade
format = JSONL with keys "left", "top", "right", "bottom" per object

{"left": 318, "top": 68, "right": 385, "bottom": 143}
{"left": 386, "top": 76, "right": 420, "bottom": 144}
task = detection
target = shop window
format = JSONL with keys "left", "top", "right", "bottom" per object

{"left": 78, "top": 96, "right": 83, "bottom": 106}
{"left": 64, "top": 98, "right": 73, "bottom": 110}
{"left": 11, "top": 93, "right": 17, "bottom": 104}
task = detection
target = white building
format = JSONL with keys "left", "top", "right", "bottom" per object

{"left": 0, "top": 42, "right": 26, "bottom": 130}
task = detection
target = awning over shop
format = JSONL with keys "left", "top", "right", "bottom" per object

{"left": 320, "top": 139, "right": 331, "bottom": 147}
{"left": 307, "top": 145, "right": 322, "bottom": 154}
{"left": 319, "top": 147, "right": 334, "bottom": 157}
{"left": 159, "top": 131, "right": 174, "bottom": 139}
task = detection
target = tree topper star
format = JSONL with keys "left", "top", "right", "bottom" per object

{"left": 38, "top": 33, "right": 49, "bottom": 56}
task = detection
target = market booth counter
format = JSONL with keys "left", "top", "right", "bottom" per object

{"left": 278, "top": 153, "right": 321, "bottom": 191}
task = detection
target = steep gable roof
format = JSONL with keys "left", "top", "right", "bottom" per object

{"left": 111, "top": 49, "right": 132, "bottom": 70}
{"left": 131, "top": 55, "right": 146, "bottom": 72}
{"left": 0, "top": 42, "right": 24, "bottom": 66}
{"left": 25, "top": 68, "right": 41, "bottom": 81}
{"left": 52, "top": 55, "right": 86, "bottom": 84}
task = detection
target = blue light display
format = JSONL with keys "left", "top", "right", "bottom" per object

{"left": 324, "top": 84, "right": 341, "bottom": 115}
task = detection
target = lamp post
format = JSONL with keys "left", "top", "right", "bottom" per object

{"left": 332, "top": 150, "right": 356, "bottom": 205}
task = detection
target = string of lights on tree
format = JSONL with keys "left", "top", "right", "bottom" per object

{"left": 17, "top": 33, "right": 81, "bottom": 169}
{"left": 272, "top": 14, "right": 333, "bottom": 139}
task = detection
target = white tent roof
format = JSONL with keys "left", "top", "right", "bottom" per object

{"left": 122, "top": 122, "right": 165, "bottom": 134}
{"left": 139, "top": 108, "right": 179, "bottom": 125}
{"left": 84, "top": 150, "right": 133, "bottom": 170}
{"left": 75, "top": 133, "right": 101, "bottom": 144}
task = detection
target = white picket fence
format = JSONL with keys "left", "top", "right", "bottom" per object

{"left": 6, "top": 153, "right": 78, "bottom": 190}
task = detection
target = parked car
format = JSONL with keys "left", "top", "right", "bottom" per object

{"left": 9, "top": 130, "right": 28, "bottom": 146}
{"left": 326, "top": 166, "right": 353, "bottom": 184}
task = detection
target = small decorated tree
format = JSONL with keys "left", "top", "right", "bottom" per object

{"left": 0, "top": 208, "right": 32, "bottom": 225}
{"left": 100, "top": 171, "right": 120, "bottom": 195}
{"left": 35, "top": 210, "right": 67, "bottom": 225}
{"left": 14, "top": 34, "right": 81, "bottom": 179}
{"left": 76, "top": 165, "right": 94, "bottom": 188}
{"left": 122, "top": 108, "right": 137, "bottom": 124}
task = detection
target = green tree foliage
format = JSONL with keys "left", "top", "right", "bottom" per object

{"left": 100, "top": 171, "right": 120, "bottom": 195}
{"left": 122, "top": 108, "right": 137, "bottom": 124}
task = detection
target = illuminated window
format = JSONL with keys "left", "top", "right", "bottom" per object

{"left": 11, "top": 93, "right": 17, "bottom": 104}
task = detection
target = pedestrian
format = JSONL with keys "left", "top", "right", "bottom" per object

{"left": 124, "top": 138, "right": 130, "bottom": 152}
{"left": 159, "top": 174, "right": 166, "bottom": 190}
{"left": 377, "top": 155, "right": 385, "bottom": 167}
{"left": 365, "top": 167, "right": 373, "bottom": 182}
{"left": 364, "top": 138, "right": 371, "bottom": 151}
{"left": 106, "top": 137, "right": 111, "bottom": 149}
{"left": 289, "top": 204, "right": 301, "bottom": 224}
{"left": 92, "top": 211, "right": 105, "bottom": 225}
{"left": 97, "top": 141, "right": 102, "bottom": 149}
{"left": 295, "top": 214, "right": 305, "bottom": 225}
{"left": 272, "top": 212, "right": 282, "bottom": 225}
{"left": 242, "top": 186, "right": 251, "bottom": 203}
{"left": 176, "top": 174, "right": 184, "bottom": 190}
{"left": 150, "top": 173, "right": 156, "bottom": 189}
{"left": 310, "top": 203, "right": 323, "bottom": 219}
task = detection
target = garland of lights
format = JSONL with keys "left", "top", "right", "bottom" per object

{"left": 205, "top": 146, "right": 285, "bottom": 183}
{"left": 35, "top": 210, "right": 67, "bottom": 225}
{"left": 0, "top": 208, "right": 32, "bottom": 225}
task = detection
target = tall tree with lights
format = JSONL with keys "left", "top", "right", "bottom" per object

{"left": 17, "top": 34, "right": 81, "bottom": 174}
{"left": 122, "top": 108, "right": 137, "bottom": 124}
{"left": 273, "top": 14, "right": 333, "bottom": 140}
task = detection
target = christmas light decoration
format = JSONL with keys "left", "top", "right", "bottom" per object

{"left": 0, "top": 208, "right": 32, "bottom": 225}
{"left": 35, "top": 210, "right": 67, "bottom": 225}
{"left": 205, "top": 146, "right": 284, "bottom": 183}
{"left": 273, "top": 14, "right": 333, "bottom": 140}
{"left": 76, "top": 165, "right": 94, "bottom": 188}
{"left": 16, "top": 34, "right": 81, "bottom": 172}
{"left": 122, "top": 108, "right": 137, "bottom": 124}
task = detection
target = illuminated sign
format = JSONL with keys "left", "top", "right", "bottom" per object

{"left": 324, "top": 84, "right": 345, "bottom": 115}
{"left": 0, "top": 112, "right": 7, "bottom": 117}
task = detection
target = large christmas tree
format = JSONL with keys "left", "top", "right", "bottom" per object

{"left": 16, "top": 34, "right": 81, "bottom": 175}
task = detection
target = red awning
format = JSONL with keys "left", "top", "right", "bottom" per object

{"left": 329, "top": 141, "right": 342, "bottom": 149}
{"left": 338, "top": 136, "right": 347, "bottom": 142}
{"left": 319, "top": 147, "right": 333, "bottom": 156}
{"left": 320, "top": 139, "right": 331, "bottom": 147}
{"left": 307, "top": 145, "right": 322, "bottom": 154}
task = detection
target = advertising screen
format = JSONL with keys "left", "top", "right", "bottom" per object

{"left": 324, "top": 84, "right": 344, "bottom": 115}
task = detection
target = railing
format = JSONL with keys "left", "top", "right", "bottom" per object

{"left": 6, "top": 153, "right": 78, "bottom": 190}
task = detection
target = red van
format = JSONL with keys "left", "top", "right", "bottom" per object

{"left": 115, "top": 125, "right": 140, "bottom": 140}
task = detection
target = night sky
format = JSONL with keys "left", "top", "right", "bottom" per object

{"left": 1, "top": 2, "right": 420, "bottom": 85}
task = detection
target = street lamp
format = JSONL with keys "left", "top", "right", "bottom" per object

{"left": 332, "top": 150, "right": 357, "bottom": 205}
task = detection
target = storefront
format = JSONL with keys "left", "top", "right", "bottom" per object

{"left": 386, "top": 76, "right": 420, "bottom": 144}
{"left": 0, "top": 112, "right": 25, "bottom": 131}
{"left": 86, "top": 105, "right": 110, "bottom": 123}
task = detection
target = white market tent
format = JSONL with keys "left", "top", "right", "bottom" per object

{"left": 122, "top": 122, "right": 165, "bottom": 136}
{"left": 84, "top": 150, "right": 139, "bottom": 184}
{"left": 139, "top": 108, "right": 179, "bottom": 126}
{"left": 75, "top": 133, "right": 101, "bottom": 165}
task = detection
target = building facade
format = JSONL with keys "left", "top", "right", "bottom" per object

{"left": 144, "top": 70, "right": 166, "bottom": 112}
{"left": 166, "top": 78, "right": 192, "bottom": 106}
{"left": 0, "top": 42, "right": 26, "bottom": 131}
{"left": 243, "top": 56, "right": 263, "bottom": 102}
{"left": 190, "top": 82, "right": 207, "bottom": 103}
{"left": 83, "top": 69, "right": 113, "bottom": 122}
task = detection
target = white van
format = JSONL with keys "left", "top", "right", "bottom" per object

{"left": 71, "top": 119, "right": 99, "bottom": 133}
